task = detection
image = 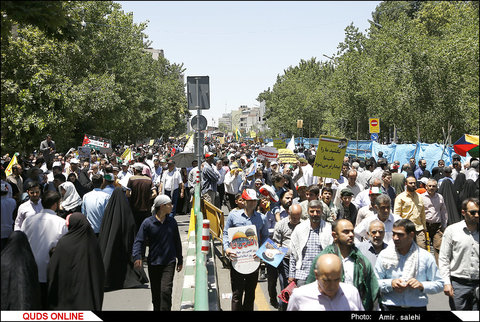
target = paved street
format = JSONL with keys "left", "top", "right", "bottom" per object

{"left": 102, "top": 207, "right": 451, "bottom": 312}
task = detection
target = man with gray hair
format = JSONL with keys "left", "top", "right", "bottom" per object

{"left": 133, "top": 194, "right": 183, "bottom": 311}
{"left": 357, "top": 219, "right": 388, "bottom": 268}
{"left": 421, "top": 178, "right": 448, "bottom": 263}
{"left": 355, "top": 194, "right": 401, "bottom": 244}
{"left": 465, "top": 159, "right": 479, "bottom": 181}
{"left": 289, "top": 199, "right": 333, "bottom": 287}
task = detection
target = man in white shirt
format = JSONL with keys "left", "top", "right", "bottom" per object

{"left": 14, "top": 181, "right": 43, "bottom": 230}
{"left": 287, "top": 253, "right": 364, "bottom": 311}
{"left": 223, "top": 166, "right": 244, "bottom": 210}
{"left": 439, "top": 197, "right": 479, "bottom": 310}
{"left": 354, "top": 194, "right": 401, "bottom": 244}
{"left": 333, "top": 169, "right": 363, "bottom": 209}
{"left": 159, "top": 160, "right": 184, "bottom": 217}
{"left": 21, "top": 190, "right": 68, "bottom": 308}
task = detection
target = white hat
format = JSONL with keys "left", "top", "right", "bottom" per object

{"left": 259, "top": 185, "right": 279, "bottom": 202}
{"left": 241, "top": 189, "right": 259, "bottom": 201}
{"left": 70, "top": 158, "right": 79, "bottom": 164}
{"left": 133, "top": 163, "right": 144, "bottom": 171}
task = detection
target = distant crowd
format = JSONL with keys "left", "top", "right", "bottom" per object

{"left": 1, "top": 133, "right": 478, "bottom": 312}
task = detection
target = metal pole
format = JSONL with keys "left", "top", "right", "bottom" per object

{"left": 195, "top": 78, "right": 202, "bottom": 182}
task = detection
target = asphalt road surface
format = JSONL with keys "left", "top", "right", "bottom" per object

{"left": 102, "top": 208, "right": 451, "bottom": 312}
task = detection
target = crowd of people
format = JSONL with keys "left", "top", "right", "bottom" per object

{"left": 1, "top": 133, "right": 479, "bottom": 312}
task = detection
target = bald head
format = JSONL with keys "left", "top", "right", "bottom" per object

{"left": 288, "top": 203, "right": 302, "bottom": 225}
{"left": 315, "top": 253, "right": 342, "bottom": 274}
{"left": 314, "top": 254, "right": 342, "bottom": 299}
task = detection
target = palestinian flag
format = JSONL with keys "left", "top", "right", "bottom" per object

{"left": 82, "top": 134, "right": 112, "bottom": 153}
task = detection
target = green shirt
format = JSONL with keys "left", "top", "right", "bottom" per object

{"left": 305, "top": 243, "right": 379, "bottom": 311}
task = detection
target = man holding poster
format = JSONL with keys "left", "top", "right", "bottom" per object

{"left": 223, "top": 189, "right": 269, "bottom": 311}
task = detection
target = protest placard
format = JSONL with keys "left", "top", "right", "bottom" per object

{"left": 228, "top": 225, "right": 261, "bottom": 274}
{"left": 273, "top": 138, "right": 286, "bottom": 149}
{"left": 312, "top": 136, "right": 348, "bottom": 179}
{"left": 277, "top": 148, "right": 298, "bottom": 164}
{"left": 256, "top": 238, "right": 288, "bottom": 268}
{"left": 257, "top": 146, "right": 278, "bottom": 162}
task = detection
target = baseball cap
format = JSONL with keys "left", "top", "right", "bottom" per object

{"left": 340, "top": 188, "right": 354, "bottom": 197}
{"left": 70, "top": 158, "right": 79, "bottom": 164}
{"left": 205, "top": 152, "right": 215, "bottom": 158}
{"left": 241, "top": 189, "right": 259, "bottom": 201}
{"left": 369, "top": 187, "right": 382, "bottom": 195}
{"left": 259, "top": 185, "right": 279, "bottom": 202}
{"left": 104, "top": 173, "right": 114, "bottom": 181}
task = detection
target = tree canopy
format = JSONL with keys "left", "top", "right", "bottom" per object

{"left": 1, "top": 1, "right": 188, "bottom": 154}
{"left": 259, "top": 1, "right": 479, "bottom": 143}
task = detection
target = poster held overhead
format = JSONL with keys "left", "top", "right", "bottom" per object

{"left": 312, "top": 135, "right": 348, "bottom": 179}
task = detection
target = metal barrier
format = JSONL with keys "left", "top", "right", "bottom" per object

{"left": 180, "top": 183, "right": 223, "bottom": 311}
{"left": 193, "top": 184, "right": 209, "bottom": 311}
{"left": 201, "top": 198, "right": 225, "bottom": 258}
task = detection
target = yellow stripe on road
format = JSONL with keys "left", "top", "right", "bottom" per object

{"left": 254, "top": 282, "right": 272, "bottom": 311}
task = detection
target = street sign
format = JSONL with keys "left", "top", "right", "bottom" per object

{"left": 187, "top": 76, "right": 210, "bottom": 110}
{"left": 371, "top": 133, "right": 379, "bottom": 141}
{"left": 369, "top": 118, "right": 380, "bottom": 133}
{"left": 297, "top": 120, "right": 303, "bottom": 128}
{"left": 191, "top": 115, "right": 207, "bottom": 131}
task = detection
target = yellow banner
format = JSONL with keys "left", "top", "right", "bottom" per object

{"left": 277, "top": 148, "right": 297, "bottom": 164}
{"left": 4, "top": 154, "right": 18, "bottom": 177}
{"left": 273, "top": 138, "right": 286, "bottom": 149}
{"left": 312, "top": 136, "right": 348, "bottom": 179}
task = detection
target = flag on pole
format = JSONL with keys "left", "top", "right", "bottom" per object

{"left": 235, "top": 128, "right": 242, "bottom": 141}
{"left": 287, "top": 135, "right": 295, "bottom": 151}
{"left": 184, "top": 134, "right": 194, "bottom": 153}
{"left": 4, "top": 154, "right": 18, "bottom": 177}
{"left": 121, "top": 148, "right": 133, "bottom": 161}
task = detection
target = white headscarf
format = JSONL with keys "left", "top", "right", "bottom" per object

{"left": 59, "top": 181, "right": 82, "bottom": 211}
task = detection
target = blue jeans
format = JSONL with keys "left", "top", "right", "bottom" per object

{"left": 164, "top": 188, "right": 179, "bottom": 217}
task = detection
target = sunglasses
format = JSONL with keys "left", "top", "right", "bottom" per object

{"left": 467, "top": 210, "right": 479, "bottom": 216}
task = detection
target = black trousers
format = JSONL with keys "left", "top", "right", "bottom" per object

{"left": 230, "top": 265, "right": 259, "bottom": 311}
{"left": 148, "top": 262, "right": 176, "bottom": 311}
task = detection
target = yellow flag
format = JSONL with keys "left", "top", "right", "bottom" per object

{"left": 5, "top": 154, "right": 18, "bottom": 177}
{"left": 121, "top": 148, "right": 132, "bottom": 161}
